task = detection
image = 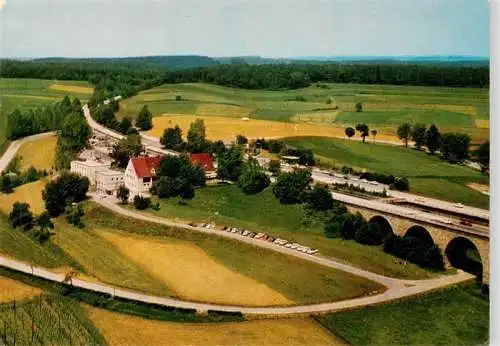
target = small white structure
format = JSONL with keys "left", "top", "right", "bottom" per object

{"left": 124, "top": 156, "right": 162, "bottom": 198}
{"left": 70, "top": 160, "right": 109, "bottom": 185}
{"left": 96, "top": 169, "right": 125, "bottom": 197}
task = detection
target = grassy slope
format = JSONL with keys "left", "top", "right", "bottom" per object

{"left": 117, "top": 82, "right": 488, "bottom": 143}
{"left": 0, "top": 294, "right": 106, "bottom": 345}
{"left": 142, "top": 185, "right": 436, "bottom": 280}
{"left": 87, "top": 203, "right": 384, "bottom": 304}
{"left": 315, "top": 284, "right": 489, "bottom": 346}
{"left": 283, "top": 136, "right": 489, "bottom": 209}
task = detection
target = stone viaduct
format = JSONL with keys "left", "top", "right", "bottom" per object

{"left": 346, "top": 205, "right": 489, "bottom": 284}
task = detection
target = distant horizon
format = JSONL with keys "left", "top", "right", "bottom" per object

{"left": 4, "top": 54, "right": 490, "bottom": 61}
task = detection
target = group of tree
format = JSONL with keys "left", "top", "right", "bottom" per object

{"left": 54, "top": 108, "right": 91, "bottom": 169}
{"left": 152, "top": 155, "right": 206, "bottom": 200}
{"left": 383, "top": 234, "right": 445, "bottom": 270}
{"left": 110, "top": 133, "right": 144, "bottom": 168}
{"left": 8, "top": 202, "right": 54, "bottom": 243}
{"left": 7, "top": 96, "right": 82, "bottom": 140}
{"left": 42, "top": 172, "right": 90, "bottom": 217}
{"left": 0, "top": 157, "right": 48, "bottom": 193}
{"left": 237, "top": 158, "right": 270, "bottom": 194}
{"left": 272, "top": 169, "right": 313, "bottom": 204}
{"left": 396, "top": 122, "right": 488, "bottom": 166}
{"left": 252, "top": 138, "right": 315, "bottom": 166}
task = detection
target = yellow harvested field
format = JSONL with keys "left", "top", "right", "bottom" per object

{"left": 99, "top": 230, "right": 293, "bottom": 306}
{"left": 0, "top": 277, "right": 42, "bottom": 302}
{"left": 467, "top": 183, "right": 489, "bottom": 194}
{"left": 49, "top": 83, "right": 94, "bottom": 94}
{"left": 474, "top": 119, "right": 489, "bottom": 129}
{"left": 16, "top": 135, "right": 57, "bottom": 171}
{"left": 147, "top": 115, "right": 401, "bottom": 142}
{"left": 0, "top": 179, "right": 46, "bottom": 214}
{"left": 85, "top": 305, "right": 344, "bottom": 346}
{"left": 196, "top": 103, "right": 254, "bottom": 118}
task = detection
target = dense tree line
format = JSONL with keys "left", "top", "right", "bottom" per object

{"left": 2, "top": 60, "right": 489, "bottom": 101}
{"left": 6, "top": 95, "right": 81, "bottom": 140}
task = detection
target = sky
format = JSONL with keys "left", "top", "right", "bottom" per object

{"left": 0, "top": 0, "right": 490, "bottom": 58}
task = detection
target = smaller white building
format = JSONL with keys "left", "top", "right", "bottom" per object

{"left": 96, "top": 169, "right": 125, "bottom": 197}
{"left": 70, "top": 160, "right": 109, "bottom": 185}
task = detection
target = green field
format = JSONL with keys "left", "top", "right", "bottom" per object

{"left": 141, "top": 184, "right": 438, "bottom": 280}
{"left": 0, "top": 78, "right": 94, "bottom": 151}
{"left": 118, "top": 82, "right": 489, "bottom": 144}
{"left": 316, "top": 284, "right": 489, "bottom": 345}
{"left": 0, "top": 294, "right": 106, "bottom": 345}
{"left": 283, "top": 136, "right": 489, "bottom": 209}
{"left": 0, "top": 203, "right": 383, "bottom": 305}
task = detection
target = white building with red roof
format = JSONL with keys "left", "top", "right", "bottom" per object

{"left": 124, "top": 156, "right": 163, "bottom": 198}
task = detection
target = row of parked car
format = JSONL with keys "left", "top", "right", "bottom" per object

{"left": 193, "top": 223, "right": 319, "bottom": 255}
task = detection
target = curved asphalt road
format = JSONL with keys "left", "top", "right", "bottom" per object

{"left": 0, "top": 127, "right": 475, "bottom": 316}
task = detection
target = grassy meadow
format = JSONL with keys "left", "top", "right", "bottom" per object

{"left": 0, "top": 200, "right": 384, "bottom": 306}
{"left": 118, "top": 82, "right": 489, "bottom": 145}
{"left": 315, "top": 284, "right": 489, "bottom": 345}
{"left": 142, "top": 184, "right": 438, "bottom": 280}
{"left": 284, "top": 136, "right": 489, "bottom": 209}
{"left": 0, "top": 78, "right": 93, "bottom": 151}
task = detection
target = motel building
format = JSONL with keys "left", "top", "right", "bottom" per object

{"left": 95, "top": 169, "right": 125, "bottom": 197}
{"left": 70, "top": 159, "right": 110, "bottom": 185}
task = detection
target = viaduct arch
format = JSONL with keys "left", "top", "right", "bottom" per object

{"left": 347, "top": 206, "right": 489, "bottom": 284}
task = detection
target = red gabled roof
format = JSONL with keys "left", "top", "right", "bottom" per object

{"left": 189, "top": 153, "right": 214, "bottom": 172}
{"left": 131, "top": 156, "right": 163, "bottom": 178}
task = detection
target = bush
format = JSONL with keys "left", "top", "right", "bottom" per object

{"left": 383, "top": 234, "right": 445, "bottom": 270}
{"left": 392, "top": 177, "right": 410, "bottom": 191}
{"left": 355, "top": 223, "right": 384, "bottom": 245}
{"left": 238, "top": 160, "right": 270, "bottom": 195}
{"left": 133, "top": 195, "right": 151, "bottom": 210}
{"left": 307, "top": 184, "right": 333, "bottom": 211}
{"left": 272, "top": 169, "right": 312, "bottom": 204}
{"left": 9, "top": 202, "right": 34, "bottom": 231}
{"left": 65, "top": 203, "right": 85, "bottom": 228}
{"left": 340, "top": 212, "right": 366, "bottom": 240}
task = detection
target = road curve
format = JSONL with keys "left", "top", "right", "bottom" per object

{"left": 0, "top": 132, "right": 57, "bottom": 173}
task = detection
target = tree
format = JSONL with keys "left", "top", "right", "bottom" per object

{"left": 411, "top": 123, "right": 427, "bottom": 150}
{"left": 355, "top": 223, "right": 384, "bottom": 245}
{"left": 133, "top": 195, "right": 151, "bottom": 210}
{"left": 370, "top": 130, "right": 378, "bottom": 144}
{"left": 272, "top": 169, "right": 312, "bottom": 204}
{"left": 209, "top": 140, "right": 227, "bottom": 157}
{"left": 340, "top": 212, "right": 366, "bottom": 240}
{"left": 355, "top": 102, "right": 363, "bottom": 113}
{"left": 110, "top": 134, "right": 143, "bottom": 168}
{"left": 355, "top": 123, "right": 369, "bottom": 143}
{"left": 117, "top": 185, "right": 130, "bottom": 204}
{"left": 119, "top": 116, "right": 133, "bottom": 134}
{"left": 42, "top": 172, "right": 90, "bottom": 217}
{"left": 8, "top": 202, "right": 34, "bottom": 231}
{"left": 397, "top": 122, "right": 412, "bottom": 148}
{"left": 0, "top": 174, "right": 14, "bottom": 193}
{"left": 473, "top": 140, "right": 489, "bottom": 171}
{"left": 268, "top": 159, "right": 281, "bottom": 176}
{"left": 426, "top": 124, "right": 441, "bottom": 154}
{"left": 135, "top": 105, "right": 153, "bottom": 131}
{"left": 217, "top": 147, "right": 244, "bottom": 181}
{"left": 345, "top": 127, "right": 355, "bottom": 140}
{"left": 160, "top": 125, "right": 184, "bottom": 150}
{"left": 186, "top": 119, "right": 207, "bottom": 153}
{"left": 236, "top": 135, "right": 248, "bottom": 145}
{"left": 440, "top": 133, "right": 471, "bottom": 163}
{"left": 307, "top": 184, "right": 333, "bottom": 211}
{"left": 392, "top": 177, "right": 410, "bottom": 191}
{"left": 237, "top": 158, "right": 270, "bottom": 194}
{"left": 34, "top": 211, "right": 54, "bottom": 243}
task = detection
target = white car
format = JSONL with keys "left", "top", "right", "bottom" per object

{"left": 453, "top": 203, "right": 464, "bottom": 208}
{"left": 242, "top": 230, "right": 250, "bottom": 236}
{"left": 255, "top": 233, "right": 265, "bottom": 239}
